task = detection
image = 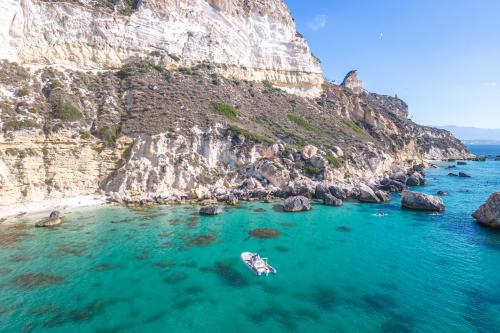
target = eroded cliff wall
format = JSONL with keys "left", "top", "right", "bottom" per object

{"left": 0, "top": 0, "right": 323, "bottom": 96}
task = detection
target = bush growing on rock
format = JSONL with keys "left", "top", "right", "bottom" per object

{"left": 3, "top": 119, "right": 38, "bottom": 131}
{"left": 325, "top": 152, "right": 343, "bottom": 168}
{"left": 16, "top": 87, "right": 29, "bottom": 97}
{"left": 97, "top": 126, "right": 117, "bottom": 146}
{"left": 54, "top": 101, "right": 83, "bottom": 121}
{"left": 211, "top": 102, "right": 238, "bottom": 120}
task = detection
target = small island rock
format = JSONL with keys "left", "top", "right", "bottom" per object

{"left": 401, "top": 191, "right": 445, "bottom": 212}
{"left": 472, "top": 192, "right": 500, "bottom": 228}
{"left": 35, "top": 211, "right": 63, "bottom": 227}
{"left": 283, "top": 196, "right": 312, "bottom": 212}
{"left": 459, "top": 172, "right": 471, "bottom": 178}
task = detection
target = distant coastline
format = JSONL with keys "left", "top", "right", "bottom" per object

{"left": 436, "top": 125, "right": 500, "bottom": 144}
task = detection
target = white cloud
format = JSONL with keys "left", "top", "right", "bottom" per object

{"left": 483, "top": 82, "right": 497, "bottom": 87}
{"left": 308, "top": 15, "right": 328, "bottom": 31}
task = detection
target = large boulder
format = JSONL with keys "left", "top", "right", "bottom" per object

{"left": 199, "top": 205, "right": 223, "bottom": 215}
{"left": 283, "top": 196, "right": 312, "bottom": 212}
{"left": 406, "top": 172, "right": 426, "bottom": 186}
{"left": 329, "top": 185, "right": 347, "bottom": 199}
{"left": 401, "top": 191, "right": 445, "bottom": 212}
{"left": 358, "top": 183, "right": 381, "bottom": 203}
{"left": 323, "top": 194, "right": 343, "bottom": 206}
{"left": 314, "top": 183, "right": 330, "bottom": 200}
{"left": 380, "top": 180, "right": 407, "bottom": 193}
{"left": 35, "top": 211, "right": 63, "bottom": 227}
{"left": 391, "top": 171, "right": 407, "bottom": 184}
{"left": 472, "top": 192, "right": 500, "bottom": 228}
{"left": 375, "top": 190, "right": 391, "bottom": 202}
{"left": 301, "top": 145, "right": 318, "bottom": 160}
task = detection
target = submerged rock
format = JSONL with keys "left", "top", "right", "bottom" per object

{"left": 448, "top": 173, "right": 458, "bottom": 177}
{"left": 459, "top": 172, "right": 471, "bottom": 178}
{"left": 401, "top": 191, "right": 445, "bottom": 212}
{"left": 249, "top": 228, "right": 281, "bottom": 239}
{"left": 35, "top": 211, "right": 62, "bottom": 227}
{"left": 283, "top": 196, "right": 312, "bottom": 212}
{"left": 323, "top": 194, "right": 343, "bottom": 206}
{"left": 457, "top": 161, "right": 467, "bottom": 165}
{"left": 199, "top": 205, "right": 222, "bottom": 215}
{"left": 437, "top": 191, "right": 448, "bottom": 196}
{"left": 472, "top": 192, "right": 500, "bottom": 228}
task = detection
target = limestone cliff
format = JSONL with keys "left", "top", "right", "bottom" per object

{"left": 0, "top": 0, "right": 323, "bottom": 96}
{"left": 0, "top": 61, "right": 471, "bottom": 210}
{"left": 0, "top": 1, "right": 472, "bottom": 215}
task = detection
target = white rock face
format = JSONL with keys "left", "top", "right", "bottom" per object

{"left": 0, "top": 0, "right": 323, "bottom": 96}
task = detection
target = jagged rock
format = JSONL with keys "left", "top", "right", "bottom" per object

{"left": 310, "top": 155, "right": 327, "bottom": 169}
{"left": 448, "top": 173, "right": 458, "bottom": 177}
{"left": 323, "top": 193, "right": 343, "bottom": 206}
{"left": 331, "top": 146, "right": 344, "bottom": 157}
{"left": 358, "top": 184, "right": 381, "bottom": 203}
{"left": 199, "top": 205, "right": 222, "bottom": 215}
{"left": 437, "top": 191, "right": 447, "bottom": 196}
{"left": 375, "top": 190, "right": 391, "bottom": 202}
{"left": 457, "top": 161, "right": 467, "bottom": 165}
{"left": 406, "top": 176, "right": 419, "bottom": 187}
{"left": 341, "top": 70, "right": 364, "bottom": 94}
{"left": 283, "top": 196, "right": 312, "bottom": 212}
{"left": 472, "top": 192, "right": 500, "bottom": 228}
{"left": 314, "top": 183, "right": 330, "bottom": 200}
{"left": 391, "top": 171, "right": 408, "bottom": 184}
{"left": 329, "top": 185, "right": 347, "bottom": 199}
{"left": 459, "top": 172, "right": 471, "bottom": 178}
{"left": 35, "top": 211, "right": 62, "bottom": 227}
{"left": 401, "top": 191, "right": 444, "bottom": 212}
{"left": 301, "top": 145, "right": 318, "bottom": 160}
{"left": 226, "top": 195, "right": 239, "bottom": 206}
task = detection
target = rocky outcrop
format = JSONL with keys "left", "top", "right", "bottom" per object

{"left": 401, "top": 191, "right": 445, "bottom": 212}
{"left": 459, "top": 172, "right": 471, "bottom": 178}
{"left": 199, "top": 205, "right": 222, "bottom": 215}
{"left": 35, "top": 210, "right": 62, "bottom": 227}
{"left": 472, "top": 193, "right": 500, "bottom": 228}
{"left": 0, "top": 0, "right": 323, "bottom": 97}
{"left": 358, "top": 183, "right": 380, "bottom": 203}
{"left": 341, "top": 70, "right": 364, "bottom": 94}
{"left": 283, "top": 196, "right": 312, "bottom": 212}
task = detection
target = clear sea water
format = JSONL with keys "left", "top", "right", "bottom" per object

{"left": 1, "top": 146, "right": 499, "bottom": 333}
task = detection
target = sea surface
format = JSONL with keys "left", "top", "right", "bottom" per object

{"left": 1, "top": 146, "right": 499, "bottom": 333}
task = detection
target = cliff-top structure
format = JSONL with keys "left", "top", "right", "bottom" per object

{"left": 0, "top": 0, "right": 471, "bottom": 215}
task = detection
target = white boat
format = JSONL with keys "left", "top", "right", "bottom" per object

{"left": 241, "top": 252, "right": 277, "bottom": 276}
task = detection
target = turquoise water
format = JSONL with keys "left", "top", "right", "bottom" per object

{"left": 1, "top": 150, "right": 499, "bottom": 332}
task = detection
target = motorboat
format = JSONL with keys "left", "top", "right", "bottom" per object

{"left": 241, "top": 252, "right": 276, "bottom": 276}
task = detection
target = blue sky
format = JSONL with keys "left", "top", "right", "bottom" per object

{"left": 285, "top": 0, "right": 500, "bottom": 128}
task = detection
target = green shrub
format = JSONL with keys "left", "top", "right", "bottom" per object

{"left": 54, "top": 101, "right": 83, "bottom": 121}
{"left": 325, "top": 152, "right": 344, "bottom": 168}
{"left": 28, "top": 107, "right": 37, "bottom": 114}
{"left": 117, "top": 60, "right": 171, "bottom": 80}
{"left": 80, "top": 131, "right": 92, "bottom": 139}
{"left": 16, "top": 87, "right": 29, "bottom": 97}
{"left": 3, "top": 119, "right": 38, "bottom": 131}
{"left": 97, "top": 126, "right": 117, "bottom": 146}
{"left": 177, "top": 67, "right": 197, "bottom": 75}
{"left": 304, "top": 166, "right": 322, "bottom": 177}
{"left": 262, "top": 80, "right": 274, "bottom": 89}
{"left": 230, "top": 126, "right": 274, "bottom": 144}
{"left": 342, "top": 120, "right": 365, "bottom": 136}
{"left": 51, "top": 80, "right": 62, "bottom": 89}
{"left": 211, "top": 102, "right": 238, "bottom": 120}
{"left": 288, "top": 114, "right": 314, "bottom": 131}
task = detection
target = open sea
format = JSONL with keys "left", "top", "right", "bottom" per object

{"left": 0, "top": 145, "right": 499, "bottom": 333}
